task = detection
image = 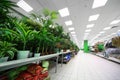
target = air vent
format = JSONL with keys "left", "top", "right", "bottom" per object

{"left": 111, "top": 26, "right": 119, "bottom": 29}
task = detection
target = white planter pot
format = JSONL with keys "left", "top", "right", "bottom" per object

{"left": 17, "top": 50, "right": 30, "bottom": 59}
{"left": 29, "top": 52, "right": 33, "bottom": 58}
{"left": 34, "top": 53, "right": 41, "bottom": 57}
{"left": 0, "top": 57, "right": 8, "bottom": 63}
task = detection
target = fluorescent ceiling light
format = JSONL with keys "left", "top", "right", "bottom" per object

{"left": 65, "top": 20, "right": 72, "bottom": 26}
{"left": 71, "top": 31, "right": 75, "bottom": 34}
{"left": 92, "top": 0, "right": 108, "bottom": 9}
{"left": 112, "top": 33, "right": 116, "bottom": 35}
{"left": 72, "top": 35, "right": 76, "bottom": 36}
{"left": 103, "top": 27, "right": 111, "bottom": 30}
{"left": 74, "top": 37, "right": 77, "bottom": 40}
{"left": 99, "top": 31, "right": 105, "bottom": 34}
{"left": 85, "top": 29, "right": 91, "bottom": 32}
{"left": 17, "top": 0, "right": 33, "bottom": 12}
{"left": 58, "top": 7, "right": 70, "bottom": 17}
{"left": 88, "top": 14, "right": 100, "bottom": 21}
{"left": 86, "top": 24, "right": 95, "bottom": 28}
{"left": 97, "top": 34, "right": 101, "bottom": 36}
{"left": 68, "top": 27, "right": 74, "bottom": 31}
{"left": 118, "top": 30, "right": 120, "bottom": 31}
{"left": 84, "top": 33, "right": 89, "bottom": 35}
{"left": 110, "top": 20, "right": 120, "bottom": 25}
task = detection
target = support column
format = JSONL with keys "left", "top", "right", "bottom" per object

{"left": 84, "top": 40, "right": 89, "bottom": 53}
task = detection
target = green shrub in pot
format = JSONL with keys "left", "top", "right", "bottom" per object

{"left": 0, "top": 41, "right": 17, "bottom": 62}
{"left": 0, "top": 0, "right": 17, "bottom": 28}
{"left": 4, "top": 21, "right": 34, "bottom": 59}
{"left": 32, "top": 31, "right": 42, "bottom": 57}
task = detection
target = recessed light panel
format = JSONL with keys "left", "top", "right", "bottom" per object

{"left": 103, "top": 27, "right": 111, "bottom": 30}
{"left": 86, "top": 24, "right": 95, "bottom": 28}
{"left": 97, "top": 34, "right": 101, "bottom": 36}
{"left": 84, "top": 33, "right": 89, "bottom": 35}
{"left": 92, "top": 0, "right": 108, "bottom": 9}
{"left": 71, "top": 31, "right": 75, "bottom": 34}
{"left": 68, "top": 27, "right": 74, "bottom": 31}
{"left": 88, "top": 14, "right": 100, "bottom": 21}
{"left": 65, "top": 20, "right": 72, "bottom": 26}
{"left": 99, "top": 31, "right": 105, "bottom": 34}
{"left": 112, "top": 33, "right": 116, "bottom": 35}
{"left": 72, "top": 35, "right": 76, "bottom": 36}
{"left": 17, "top": 0, "right": 33, "bottom": 12}
{"left": 85, "top": 29, "right": 91, "bottom": 32}
{"left": 58, "top": 8, "right": 70, "bottom": 17}
{"left": 110, "top": 20, "right": 120, "bottom": 25}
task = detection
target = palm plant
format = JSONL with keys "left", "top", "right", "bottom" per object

{"left": 0, "top": 0, "right": 17, "bottom": 28}
{"left": 3, "top": 21, "right": 34, "bottom": 50}
{"left": 39, "top": 28, "right": 50, "bottom": 55}
{"left": 44, "top": 34, "right": 55, "bottom": 54}
{"left": 29, "top": 9, "right": 58, "bottom": 29}
{"left": 32, "top": 30, "right": 42, "bottom": 53}
{"left": 21, "top": 17, "right": 43, "bottom": 31}
{"left": 0, "top": 41, "right": 17, "bottom": 59}
{"left": 0, "top": 27, "right": 16, "bottom": 43}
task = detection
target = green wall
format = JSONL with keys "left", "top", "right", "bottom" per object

{"left": 84, "top": 40, "right": 89, "bottom": 53}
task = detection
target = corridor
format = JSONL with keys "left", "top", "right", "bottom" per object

{"left": 49, "top": 51, "right": 120, "bottom": 80}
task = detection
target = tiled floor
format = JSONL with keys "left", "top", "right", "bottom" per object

{"left": 49, "top": 51, "right": 120, "bottom": 80}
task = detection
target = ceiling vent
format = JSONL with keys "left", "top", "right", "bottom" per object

{"left": 111, "top": 26, "right": 119, "bottom": 29}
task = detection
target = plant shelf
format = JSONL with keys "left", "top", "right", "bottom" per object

{"left": 0, "top": 54, "right": 59, "bottom": 72}
{"left": 0, "top": 51, "right": 73, "bottom": 72}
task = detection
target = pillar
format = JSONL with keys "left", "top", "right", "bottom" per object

{"left": 84, "top": 40, "right": 89, "bottom": 53}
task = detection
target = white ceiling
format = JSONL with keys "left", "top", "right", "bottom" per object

{"left": 11, "top": 0, "right": 120, "bottom": 47}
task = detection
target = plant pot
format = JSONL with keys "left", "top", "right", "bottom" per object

{"left": 0, "top": 57, "right": 8, "bottom": 63}
{"left": 67, "top": 49, "right": 70, "bottom": 52}
{"left": 34, "top": 53, "right": 41, "bottom": 57}
{"left": 17, "top": 50, "right": 30, "bottom": 59}
{"left": 29, "top": 52, "right": 33, "bottom": 58}
{"left": 42, "top": 61, "right": 49, "bottom": 70}
{"left": 63, "top": 49, "right": 66, "bottom": 52}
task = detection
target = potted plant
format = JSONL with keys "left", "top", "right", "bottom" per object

{"left": 0, "top": 0, "right": 17, "bottom": 28}
{"left": 0, "top": 41, "right": 17, "bottom": 63}
{"left": 112, "top": 36, "right": 120, "bottom": 48}
{"left": 4, "top": 21, "right": 34, "bottom": 59}
{"left": 32, "top": 31, "right": 42, "bottom": 57}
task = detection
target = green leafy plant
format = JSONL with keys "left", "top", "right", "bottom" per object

{"left": 31, "top": 30, "right": 42, "bottom": 53}
{"left": 22, "top": 17, "right": 42, "bottom": 31}
{"left": 3, "top": 21, "right": 34, "bottom": 50}
{"left": 0, "top": 41, "right": 17, "bottom": 59}
{"left": 39, "top": 28, "right": 51, "bottom": 55}
{"left": 0, "top": 0, "right": 17, "bottom": 28}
